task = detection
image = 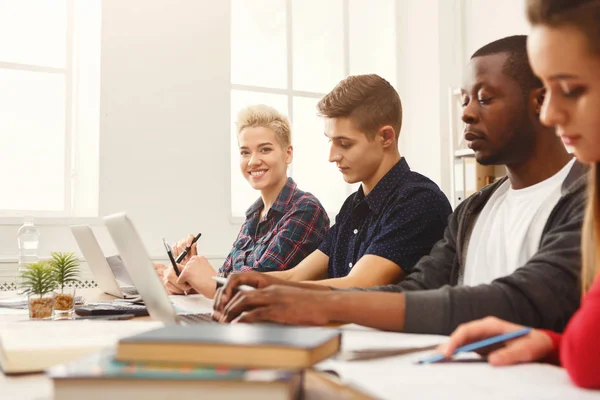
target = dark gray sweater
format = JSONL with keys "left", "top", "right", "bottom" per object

{"left": 358, "top": 162, "right": 588, "bottom": 335}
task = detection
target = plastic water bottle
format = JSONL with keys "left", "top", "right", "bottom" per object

{"left": 16, "top": 216, "right": 40, "bottom": 294}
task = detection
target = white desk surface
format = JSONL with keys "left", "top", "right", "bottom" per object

{"left": 1, "top": 289, "right": 599, "bottom": 400}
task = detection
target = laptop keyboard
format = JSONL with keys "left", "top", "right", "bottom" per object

{"left": 76, "top": 303, "right": 149, "bottom": 317}
{"left": 179, "top": 312, "right": 218, "bottom": 324}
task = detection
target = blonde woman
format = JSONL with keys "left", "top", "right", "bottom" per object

{"left": 439, "top": 0, "right": 600, "bottom": 389}
{"left": 156, "top": 105, "right": 329, "bottom": 298}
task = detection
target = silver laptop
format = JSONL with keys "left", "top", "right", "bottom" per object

{"left": 102, "top": 212, "right": 215, "bottom": 325}
{"left": 70, "top": 225, "right": 139, "bottom": 299}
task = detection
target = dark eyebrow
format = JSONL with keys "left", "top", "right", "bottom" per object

{"left": 323, "top": 132, "right": 354, "bottom": 141}
{"left": 547, "top": 74, "right": 580, "bottom": 81}
{"left": 240, "top": 143, "right": 274, "bottom": 150}
{"left": 461, "top": 82, "right": 490, "bottom": 95}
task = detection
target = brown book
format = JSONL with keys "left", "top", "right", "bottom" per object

{"left": 115, "top": 324, "right": 341, "bottom": 369}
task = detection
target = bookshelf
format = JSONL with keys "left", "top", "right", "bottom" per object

{"left": 448, "top": 88, "right": 505, "bottom": 208}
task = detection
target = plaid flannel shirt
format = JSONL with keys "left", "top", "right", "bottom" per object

{"left": 219, "top": 178, "right": 329, "bottom": 276}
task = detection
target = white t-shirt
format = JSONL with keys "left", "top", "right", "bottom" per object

{"left": 463, "top": 158, "right": 575, "bottom": 286}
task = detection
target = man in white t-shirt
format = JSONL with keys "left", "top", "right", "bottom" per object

{"left": 212, "top": 35, "right": 587, "bottom": 336}
{"left": 463, "top": 158, "right": 575, "bottom": 285}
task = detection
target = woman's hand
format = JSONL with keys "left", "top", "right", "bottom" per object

{"left": 176, "top": 256, "right": 218, "bottom": 298}
{"left": 438, "top": 317, "right": 554, "bottom": 365}
{"left": 172, "top": 234, "right": 198, "bottom": 265}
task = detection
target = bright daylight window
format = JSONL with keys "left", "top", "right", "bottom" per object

{"left": 0, "top": 0, "right": 100, "bottom": 218}
{"left": 230, "top": 0, "right": 397, "bottom": 218}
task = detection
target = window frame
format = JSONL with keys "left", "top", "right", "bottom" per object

{"left": 0, "top": 0, "right": 76, "bottom": 219}
{"left": 229, "top": 0, "right": 356, "bottom": 220}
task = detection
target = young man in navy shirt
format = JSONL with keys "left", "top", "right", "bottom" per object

{"left": 220, "top": 74, "right": 452, "bottom": 290}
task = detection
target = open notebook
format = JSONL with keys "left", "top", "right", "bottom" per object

{"left": 316, "top": 325, "right": 597, "bottom": 400}
{"left": 0, "top": 320, "right": 162, "bottom": 374}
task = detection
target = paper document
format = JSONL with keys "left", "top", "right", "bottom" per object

{"left": 169, "top": 294, "right": 214, "bottom": 314}
{"left": 317, "top": 325, "right": 598, "bottom": 400}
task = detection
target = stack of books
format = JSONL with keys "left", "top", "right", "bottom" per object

{"left": 47, "top": 324, "right": 342, "bottom": 399}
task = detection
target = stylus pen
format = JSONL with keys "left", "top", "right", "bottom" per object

{"left": 162, "top": 237, "right": 181, "bottom": 276}
{"left": 212, "top": 276, "right": 256, "bottom": 292}
{"left": 175, "top": 232, "right": 202, "bottom": 263}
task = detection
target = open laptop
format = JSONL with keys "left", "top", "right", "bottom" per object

{"left": 103, "top": 212, "right": 215, "bottom": 324}
{"left": 70, "top": 225, "right": 139, "bottom": 299}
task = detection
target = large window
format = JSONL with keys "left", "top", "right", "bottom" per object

{"left": 230, "top": 0, "right": 397, "bottom": 218}
{"left": 0, "top": 0, "right": 100, "bottom": 218}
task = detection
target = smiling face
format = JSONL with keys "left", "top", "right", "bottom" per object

{"left": 238, "top": 126, "right": 292, "bottom": 192}
{"left": 528, "top": 25, "right": 600, "bottom": 164}
{"left": 325, "top": 117, "right": 388, "bottom": 185}
{"left": 461, "top": 53, "right": 540, "bottom": 166}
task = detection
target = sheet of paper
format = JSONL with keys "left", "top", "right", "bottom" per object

{"left": 318, "top": 326, "right": 598, "bottom": 400}
{"left": 0, "top": 296, "right": 28, "bottom": 308}
{"left": 337, "top": 324, "right": 447, "bottom": 349}
{"left": 169, "top": 294, "right": 213, "bottom": 314}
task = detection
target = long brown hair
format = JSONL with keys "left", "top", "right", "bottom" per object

{"left": 527, "top": 0, "right": 600, "bottom": 291}
{"left": 582, "top": 166, "right": 600, "bottom": 291}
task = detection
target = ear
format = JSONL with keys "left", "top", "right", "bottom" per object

{"left": 531, "top": 87, "right": 545, "bottom": 115}
{"left": 379, "top": 126, "right": 396, "bottom": 148}
{"left": 285, "top": 145, "right": 293, "bottom": 165}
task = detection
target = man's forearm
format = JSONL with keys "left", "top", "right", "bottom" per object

{"left": 323, "top": 291, "right": 406, "bottom": 331}
{"left": 265, "top": 271, "right": 333, "bottom": 291}
{"left": 266, "top": 269, "right": 294, "bottom": 280}
{"left": 302, "top": 276, "right": 360, "bottom": 289}
{"left": 283, "top": 281, "right": 333, "bottom": 291}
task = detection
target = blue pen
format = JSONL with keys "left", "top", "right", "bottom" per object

{"left": 417, "top": 327, "right": 532, "bottom": 364}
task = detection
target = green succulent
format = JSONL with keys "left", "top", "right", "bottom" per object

{"left": 19, "top": 262, "right": 57, "bottom": 297}
{"left": 50, "top": 252, "right": 81, "bottom": 292}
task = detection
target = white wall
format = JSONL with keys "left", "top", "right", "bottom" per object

{"left": 0, "top": 0, "right": 237, "bottom": 280}
{"left": 462, "top": 0, "right": 529, "bottom": 62}
{"left": 98, "top": 0, "right": 238, "bottom": 260}
{"left": 396, "top": 0, "right": 462, "bottom": 195}
{"left": 396, "top": 0, "right": 443, "bottom": 188}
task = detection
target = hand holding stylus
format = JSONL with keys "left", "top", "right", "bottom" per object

{"left": 173, "top": 233, "right": 202, "bottom": 264}
{"left": 162, "top": 238, "right": 189, "bottom": 295}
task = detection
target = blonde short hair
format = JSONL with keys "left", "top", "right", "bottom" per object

{"left": 236, "top": 105, "right": 292, "bottom": 148}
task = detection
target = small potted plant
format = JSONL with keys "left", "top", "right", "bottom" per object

{"left": 20, "top": 262, "right": 57, "bottom": 319}
{"left": 50, "top": 252, "right": 81, "bottom": 318}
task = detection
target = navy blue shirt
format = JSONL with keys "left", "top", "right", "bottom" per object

{"left": 319, "top": 158, "right": 452, "bottom": 278}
